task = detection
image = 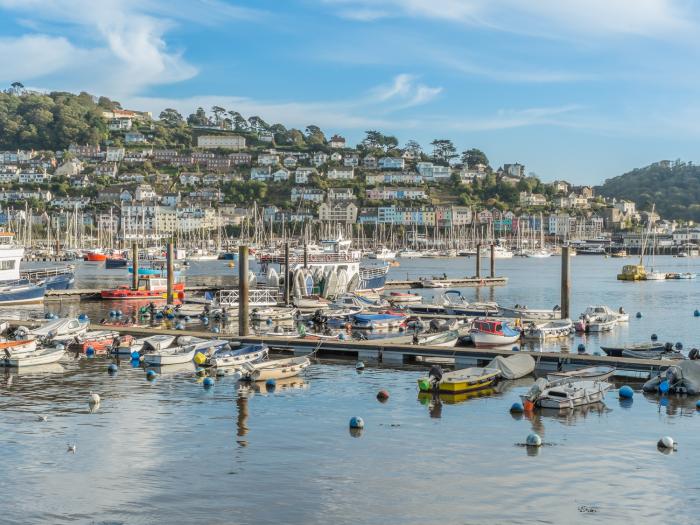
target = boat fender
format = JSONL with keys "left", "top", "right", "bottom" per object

{"left": 212, "top": 327, "right": 220, "bottom": 334}
{"left": 265, "top": 379, "right": 276, "bottom": 391}
{"left": 88, "top": 392, "right": 101, "bottom": 405}
{"left": 355, "top": 361, "right": 365, "bottom": 370}
{"left": 695, "top": 310, "right": 700, "bottom": 317}
{"left": 658, "top": 380, "right": 670, "bottom": 394}
{"left": 577, "top": 344, "right": 586, "bottom": 353}
{"left": 130, "top": 350, "right": 140, "bottom": 360}
{"left": 418, "top": 378, "right": 430, "bottom": 392}
{"left": 201, "top": 316, "right": 209, "bottom": 324}
{"left": 636, "top": 312, "right": 643, "bottom": 319}
{"left": 512, "top": 346, "right": 520, "bottom": 352}
{"left": 696, "top": 400, "right": 700, "bottom": 409}
{"left": 675, "top": 342, "right": 683, "bottom": 350}
{"left": 619, "top": 385, "right": 634, "bottom": 399}
{"left": 176, "top": 323, "right": 185, "bottom": 330}
{"left": 85, "top": 346, "right": 95, "bottom": 357}
{"left": 651, "top": 333, "right": 658, "bottom": 341}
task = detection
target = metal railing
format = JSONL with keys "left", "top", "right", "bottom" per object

{"left": 216, "top": 287, "right": 280, "bottom": 307}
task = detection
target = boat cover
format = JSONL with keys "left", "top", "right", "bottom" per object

{"left": 643, "top": 360, "right": 700, "bottom": 394}
{"left": 486, "top": 354, "right": 536, "bottom": 380}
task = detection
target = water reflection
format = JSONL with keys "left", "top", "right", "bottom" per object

{"left": 236, "top": 390, "right": 249, "bottom": 446}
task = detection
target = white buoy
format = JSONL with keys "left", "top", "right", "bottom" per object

{"left": 36, "top": 415, "right": 48, "bottom": 422}
{"left": 658, "top": 436, "right": 677, "bottom": 450}
{"left": 67, "top": 443, "right": 76, "bottom": 454}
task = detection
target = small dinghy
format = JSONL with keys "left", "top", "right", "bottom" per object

{"left": 419, "top": 367, "right": 501, "bottom": 394}
{"left": 6, "top": 346, "right": 65, "bottom": 367}
{"left": 522, "top": 378, "right": 611, "bottom": 409}
{"left": 208, "top": 343, "right": 268, "bottom": 368}
{"left": 414, "top": 330, "right": 459, "bottom": 347}
{"left": 470, "top": 318, "right": 521, "bottom": 348}
{"left": 385, "top": 291, "right": 423, "bottom": 304}
{"left": 142, "top": 345, "right": 197, "bottom": 366}
{"left": 547, "top": 366, "right": 615, "bottom": 383}
{"left": 486, "top": 354, "right": 536, "bottom": 380}
{"left": 352, "top": 312, "right": 407, "bottom": 330}
{"left": 622, "top": 349, "right": 684, "bottom": 360}
{"left": 600, "top": 342, "right": 665, "bottom": 357}
{"left": 523, "top": 319, "right": 573, "bottom": 340}
{"left": 643, "top": 360, "right": 700, "bottom": 394}
{"left": 251, "top": 307, "right": 297, "bottom": 322}
{"left": 0, "top": 339, "right": 37, "bottom": 358}
{"left": 16, "top": 317, "right": 88, "bottom": 343}
{"left": 242, "top": 356, "right": 311, "bottom": 381}
{"left": 78, "top": 330, "right": 120, "bottom": 353}
{"left": 175, "top": 336, "right": 230, "bottom": 353}
{"left": 500, "top": 305, "right": 562, "bottom": 320}
{"left": 142, "top": 334, "right": 176, "bottom": 351}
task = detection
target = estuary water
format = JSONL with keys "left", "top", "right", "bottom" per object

{"left": 2, "top": 255, "right": 699, "bottom": 524}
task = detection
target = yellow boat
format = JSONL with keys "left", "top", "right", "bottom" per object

{"left": 617, "top": 264, "right": 646, "bottom": 281}
{"left": 418, "top": 367, "right": 501, "bottom": 394}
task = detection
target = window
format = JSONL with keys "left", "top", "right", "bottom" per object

{"left": 0, "top": 260, "right": 15, "bottom": 270}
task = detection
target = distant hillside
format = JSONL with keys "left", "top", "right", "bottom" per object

{"left": 596, "top": 161, "right": 700, "bottom": 221}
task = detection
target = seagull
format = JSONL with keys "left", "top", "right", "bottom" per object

{"left": 36, "top": 415, "right": 48, "bottom": 422}
{"left": 67, "top": 443, "right": 76, "bottom": 454}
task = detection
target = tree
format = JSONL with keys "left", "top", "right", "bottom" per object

{"left": 430, "top": 139, "right": 457, "bottom": 164}
{"left": 248, "top": 116, "right": 270, "bottom": 133}
{"left": 461, "top": 148, "right": 489, "bottom": 169}
{"left": 362, "top": 130, "right": 383, "bottom": 150}
{"left": 404, "top": 140, "right": 422, "bottom": 157}
{"left": 159, "top": 108, "right": 184, "bottom": 127}
{"left": 211, "top": 106, "right": 226, "bottom": 126}
{"left": 187, "top": 107, "right": 209, "bottom": 126}
{"left": 305, "top": 125, "right": 326, "bottom": 145}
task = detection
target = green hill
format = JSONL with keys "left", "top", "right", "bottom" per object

{"left": 596, "top": 161, "right": 700, "bottom": 221}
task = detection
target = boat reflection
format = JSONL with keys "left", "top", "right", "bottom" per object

{"left": 2, "top": 362, "right": 65, "bottom": 378}
{"left": 238, "top": 377, "right": 309, "bottom": 396}
{"left": 643, "top": 392, "right": 699, "bottom": 416}
{"left": 236, "top": 391, "right": 249, "bottom": 446}
{"left": 147, "top": 362, "right": 196, "bottom": 376}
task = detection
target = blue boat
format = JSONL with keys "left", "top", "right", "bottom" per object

{"left": 352, "top": 312, "right": 407, "bottom": 330}
{"left": 105, "top": 257, "right": 128, "bottom": 269}
{"left": 358, "top": 264, "right": 389, "bottom": 291}
{"left": 0, "top": 279, "right": 45, "bottom": 305}
{"left": 208, "top": 343, "right": 268, "bottom": 367}
{"left": 21, "top": 266, "right": 75, "bottom": 291}
{"left": 217, "top": 252, "right": 238, "bottom": 261}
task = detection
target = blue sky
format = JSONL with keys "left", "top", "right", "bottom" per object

{"left": 1, "top": 0, "right": 699, "bottom": 184}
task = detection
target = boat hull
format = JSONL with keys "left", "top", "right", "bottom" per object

{"left": 0, "top": 282, "right": 45, "bottom": 305}
{"left": 470, "top": 332, "right": 520, "bottom": 348}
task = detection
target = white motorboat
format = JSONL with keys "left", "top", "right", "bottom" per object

{"left": 645, "top": 270, "right": 666, "bottom": 280}
{"left": 397, "top": 249, "right": 424, "bottom": 259}
{"left": 414, "top": 330, "right": 459, "bottom": 347}
{"left": 525, "top": 249, "right": 552, "bottom": 258}
{"left": 384, "top": 291, "right": 423, "bottom": 304}
{"left": 470, "top": 318, "right": 521, "bottom": 348}
{"left": 575, "top": 305, "right": 627, "bottom": 332}
{"left": 6, "top": 346, "right": 65, "bottom": 367}
{"left": 142, "top": 345, "right": 197, "bottom": 366}
{"left": 175, "top": 336, "right": 230, "bottom": 353}
{"left": 143, "top": 334, "right": 176, "bottom": 351}
{"left": 369, "top": 248, "right": 396, "bottom": 260}
{"left": 15, "top": 317, "right": 88, "bottom": 343}
{"left": 251, "top": 307, "right": 297, "bottom": 322}
{"left": 585, "top": 315, "right": 618, "bottom": 333}
{"left": 242, "top": 356, "right": 311, "bottom": 381}
{"left": 479, "top": 245, "right": 514, "bottom": 259}
{"left": 522, "top": 319, "right": 573, "bottom": 340}
{"left": 293, "top": 296, "right": 331, "bottom": 310}
{"left": 500, "top": 305, "right": 562, "bottom": 320}
{"left": 521, "top": 378, "right": 611, "bottom": 409}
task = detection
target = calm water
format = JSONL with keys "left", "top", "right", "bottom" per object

{"left": 3, "top": 255, "right": 699, "bottom": 524}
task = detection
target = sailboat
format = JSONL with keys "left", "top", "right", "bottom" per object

{"left": 646, "top": 221, "right": 666, "bottom": 280}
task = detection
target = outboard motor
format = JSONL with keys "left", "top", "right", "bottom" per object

{"left": 429, "top": 319, "right": 442, "bottom": 332}
{"left": 428, "top": 364, "right": 443, "bottom": 388}
{"left": 689, "top": 348, "right": 700, "bottom": 360}
{"left": 664, "top": 342, "right": 673, "bottom": 352}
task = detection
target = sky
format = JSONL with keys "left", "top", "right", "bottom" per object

{"left": 0, "top": 0, "right": 700, "bottom": 184}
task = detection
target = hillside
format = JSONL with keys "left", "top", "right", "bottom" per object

{"left": 596, "top": 161, "right": 700, "bottom": 221}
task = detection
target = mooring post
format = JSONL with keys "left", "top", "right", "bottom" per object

{"left": 303, "top": 243, "right": 308, "bottom": 269}
{"left": 166, "top": 242, "right": 174, "bottom": 305}
{"left": 476, "top": 243, "right": 481, "bottom": 278}
{"left": 239, "top": 245, "right": 249, "bottom": 336}
{"left": 561, "top": 245, "right": 570, "bottom": 319}
{"left": 490, "top": 243, "right": 496, "bottom": 278}
{"left": 132, "top": 242, "right": 139, "bottom": 290}
{"left": 284, "top": 242, "right": 290, "bottom": 306}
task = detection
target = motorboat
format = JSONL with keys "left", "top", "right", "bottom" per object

{"left": 500, "top": 305, "right": 562, "bottom": 320}
{"left": 0, "top": 232, "right": 45, "bottom": 305}
{"left": 175, "top": 336, "right": 230, "bottom": 353}
{"left": 85, "top": 250, "right": 107, "bottom": 262}
{"left": 207, "top": 343, "right": 268, "bottom": 368}
{"left": 251, "top": 307, "right": 297, "bottom": 322}
{"left": 368, "top": 248, "right": 396, "bottom": 260}
{"left": 105, "top": 256, "right": 128, "bottom": 269}
{"left": 293, "top": 296, "right": 331, "bottom": 310}
{"left": 101, "top": 275, "right": 185, "bottom": 301}
{"left": 351, "top": 312, "right": 407, "bottom": 330}
{"left": 575, "top": 305, "right": 627, "bottom": 332}
{"left": 522, "top": 319, "right": 573, "bottom": 340}
{"left": 384, "top": 291, "right": 423, "bottom": 304}
{"left": 434, "top": 290, "right": 499, "bottom": 317}
{"left": 521, "top": 378, "right": 611, "bottom": 409}
{"left": 617, "top": 264, "right": 646, "bottom": 281}
{"left": 418, "top": 367, "right": 501, "bottom": 394}
{"left": 525, "top": 249, "right": 552, "bottom": 258}
{"left": 397, "top": 249, "right": 424, "bottom": 259}
{"left": 421, "top": 279, "right": 450, "bottom": 288}
{"left": 15, "top": 317, "right": 88, "bottom": 343}
{"left": 242, "top": 356, "right": 311, "bottom": 381}
{"left": 486, "top": 354, "right": 536, "bottom": 379}
{"left": 645, "top": 270, "right": 666, "bottom": 280}
{"left": 600, "top": 342, "right": 665, "bottom": 357}
{"left": 413, "top": 330, "right": 459, "bottom": 347}
{"left": 621, "top": 349, "right": 684, "bottom": 360}
{"left": 5, "top": 346, "right": 65, "bottom": 367}
{"left": 479, "top": 245, "right": 513, "bottom": 259}
{"left": 470, "top": 318, "right": 521, "bottom": 348}
{"left": 118, "top": 334, "right": 176, "bottom": 355}
{"left": 142, "top": 345, "right": 197, "bottom": 366}
{"left": 643, "top": 361, "right": 700, "bottom": 394}
{"left": 547, "top": 366, "right": 615, "bottom": 383}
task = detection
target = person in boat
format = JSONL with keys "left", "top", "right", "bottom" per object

{"left": 428, "top": 364, "right": 443, "bottom": 387}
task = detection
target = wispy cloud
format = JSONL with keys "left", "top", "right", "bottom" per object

{"left": 369, "top": 74, "right": 442, "bottom": 108}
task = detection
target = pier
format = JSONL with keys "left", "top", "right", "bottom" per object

{"left": 86, "top": 323, "right": 672, "bottom": 376}
{"left": 384, "top": 276, "right": 507, "bottom": 289}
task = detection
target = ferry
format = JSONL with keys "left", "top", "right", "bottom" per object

{"left": 0, "top": 232, "right": 45, "bottom": 305}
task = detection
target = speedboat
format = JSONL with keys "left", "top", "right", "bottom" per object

{"left": 521, "top": 378, "right": 611, "bottom": 409}
{"left": 397, "top": 249, "right": 424, "bottom": 259}
{"left": 251, "top": 307, "right": 297, "bottom": 322}
{"left": 368, "top": 248, "right": 396, "bottom": 260}
{"left": 435, "top": 290, "right": 499, "bottom": 317}
{"left": 384, "top": 291, "right": 423, "bottom": 304}
{"left": 470, "top": 318, "right": 521, "bottom": 348}
{"left": 351, "top": 312, "right": 407, "bottom": 330}
{"left": 600, "top": 342, "right": 664, "bottom": 357}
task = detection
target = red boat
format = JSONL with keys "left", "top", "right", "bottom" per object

{"left": 85, "top": 251, "right": 108, "bottom": 262}
{"left": 100, "top": 275, "right": 185, "bottom": 301}
{"left": 79, "top": 332, "right": 133, "bottom": 353}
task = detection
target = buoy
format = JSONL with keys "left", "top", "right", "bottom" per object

{"left": 201, "top": 316, "right": 209, "bottom": 324}
{"left": 155, "top": 312, "right": 164, "bottom": 319}
{"left": 67, "top": 443, "right": 77, "bottom": 454}
{"left": 675, "top": 342, "right": 683, "bottom": 350}
{"left": 184, "top": 315, "right": 191, "bottom": 322}
{"left": 510, "top": 402, "right": 524, "bottom": 413}
{"left": 266, "top": 318, "right": 273, "bottom": 325}
{"left": 265, "top": 379, "right": 276, "bottom": 391}
{"left": 109, "top": 310, "right": 117, "bottom": 317}
{"left": 130, "top": 350, "right": 140, "bottom": 360}
{"left": 85, "top": 346, "right": 95, "bottom": 356}
{"left": 88, "top": 392, "right": 100, "bottom": 405}
{"left": 176, "top": 323, "right": 185, "bottom": 330}
{"left": 658, "top": 380, "right": 670, "bottom": 394}
{"left": 44, "top": 312, "right": 52, "bottom": 319}
{"left": 228, "top": 262, "right": 234, "bottom": 268}
{"left": 107, "top": 363, "right": 118, "bottom": 374}
{"left": 418, "top": 379, "right": 430, "bottom": 392}
{"left": 696, "top": 400, "right": 700, "bottom": 409}
{"left": 212, "top": 326, "right": 220, "bottom": 333}
{"left": 339, "top": 332, "right": 346, "bottom": 340}
{"left": 651, "top": 333, "right": 658, "bottom": 341}
{"left": 355, "top": 361, "right": 365, "bottom": 370}
{"left": 195, "top": 366, "right": 207, "bottom": 376}
{"left": 349, "top": 416, "right": 364, "bottom": 429}
{"left": 657, "top": 436, "right": 677, "bottom": 450}
{"left": 167, "top": 313, "right": 175, "bottom": 320}
{"left": 376, "top": 390, "right": 389, "bottom": 402}
{"left": 512, "top": 345, "right": 520, "bottom": 352}
{"left": 619, "top": 385, "right": 634, "bottom": 399}
{"left": 577, "top": 343, "right": 586, "bottom": 353}
{"left": 526, "top": 433, "right": 542, "bottom": 447}
{"left": 116, "top": 310, "right": 123, "bottom": 317}
{"left": 78, "top": 313, "right": 89, "bottom": 322}
{"left": 636, "top": 312, "right": 643, "bottom": 319}
{"left": 146, "top": 369, "right": 157, "bottom": 381}
{"left": 694, "top": 310, "right": 700, "bottom": 317}
{"left": 203, "top": 377, "right": 215, "bottom": 388}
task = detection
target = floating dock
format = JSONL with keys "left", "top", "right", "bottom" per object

{"left": 384, "top": 276, "right": 507, "bottom": 289}
{"left": 85, "top": 324, "right": 670, "bottom": 376}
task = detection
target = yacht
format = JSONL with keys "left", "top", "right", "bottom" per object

{"left": 0, "top": 233, "right": 44, "bottom": 305}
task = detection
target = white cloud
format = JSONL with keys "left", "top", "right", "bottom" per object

{"left": 369, "top": 74, "right": 442, "bottom": 108}
{"left": 323, "top": 0, "right": 696, "bottom": 40}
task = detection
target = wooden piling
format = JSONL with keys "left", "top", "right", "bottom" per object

{"left": 303, "top": 243, "right": 308, "bottom": 269}
{"left": 561, "top": 245, "right": 570, "bottom": 319}
{"left": 475, "top": 243, "right": 481, "bottom": 278}
{"left": 166, "top": 242, "right": 174, "bottom": 305}
{"left": 284, "top": 242, "right": 290, "bottom": 306}
{"left": 132, "top": 242, "right": 138, "bottom": 291}
{"left": 239, "top": 245, "right": 249, "bottom": 337}
{"left": 490, "top": 244, "right": 496, "bottom": 278}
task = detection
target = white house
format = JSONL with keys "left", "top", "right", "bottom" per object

{"left": 329, "top": 188, "right": 354, "bottom": 201}
{"left": 282, "top": 156, "right": 297, "bottom": 168}
{"left": 135, "top": 184, "right": 157, "bottom": 201}
{"left": 295, "top": 167, "right": 315, "bottom": 184}
{"left": 124, "top": 132, "right": 147, "bottom": 144}
{"left": 313, "top": 152, "right": 329, "bottom": 166}
{"left": 378, "top": 157, "right": 405, "bottom": 170}
{"left": 179, "top": 173, "right": 201, "bottom": 186}
{"left": 291, "top": 187, "right": 325, "bottom": 203}
{"left": 327, "top": 168, "right": 354, "bottom": 180}
{"left": 106, "top": 147, "right": 125, "bottom": 162}
{"left": 258, "top": 153, "right": 279, "bottom": 166}
{"left": 329, "top": 134, "right": 346, "bottom": 149}
{"left": 19, "top": 170, "right": 51, "bottom": 184}
{"left": 250, "top": 166, "right": 272, "bottom": 181}
{"left": 343, "top": 154, "right": 359, "bottom": 167}
{"left": 273, "top": 168, "right": 290, "bottom": 182}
